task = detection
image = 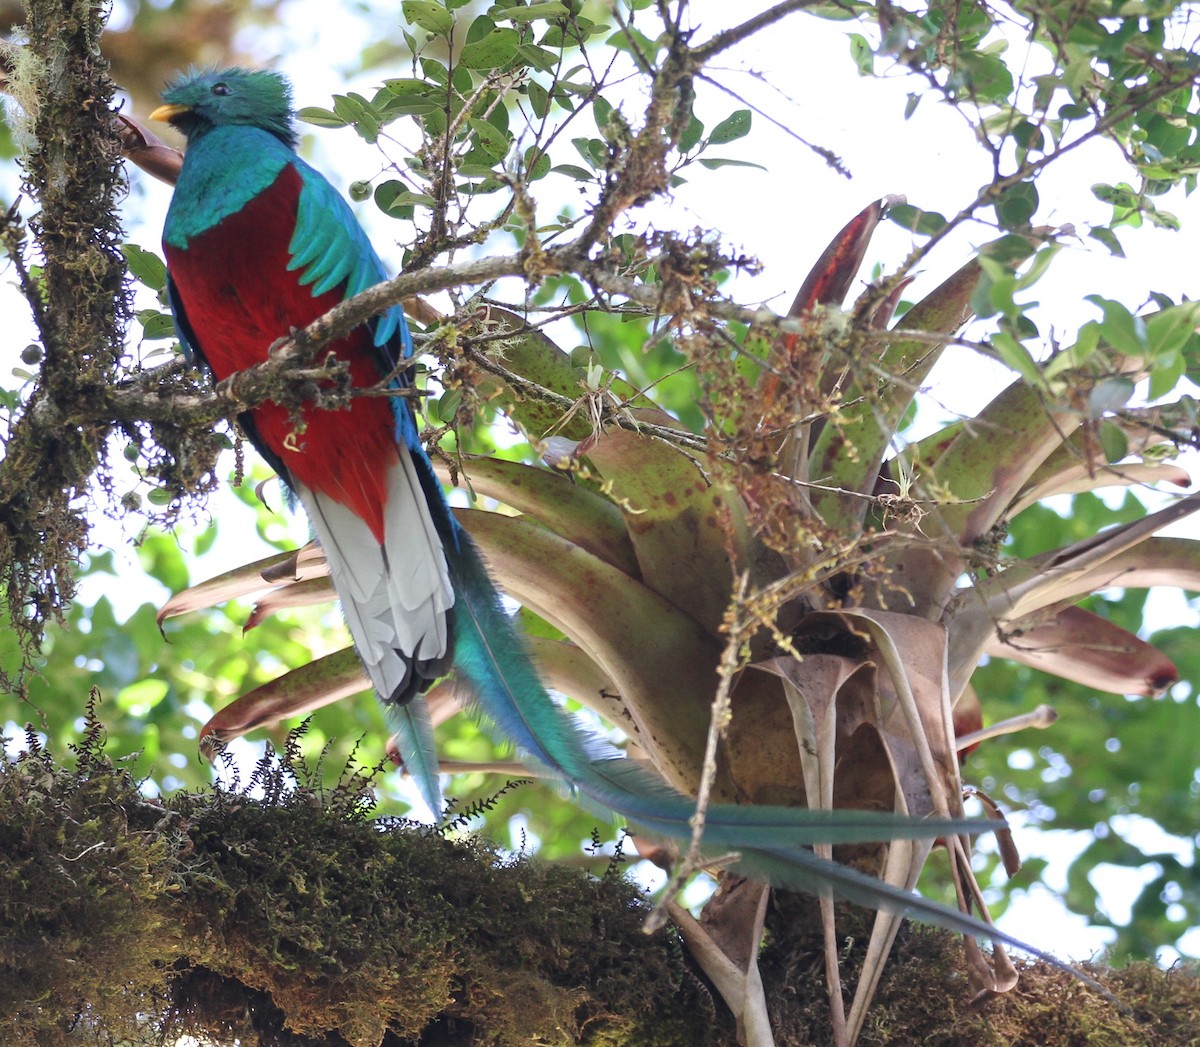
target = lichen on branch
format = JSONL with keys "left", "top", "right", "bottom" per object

{"left": 0, "top": 0, "right": 130, "bottom": 677}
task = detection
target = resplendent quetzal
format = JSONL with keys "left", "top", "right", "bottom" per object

{"left": 152, "top": 69, "right": 993, "bottom": 911}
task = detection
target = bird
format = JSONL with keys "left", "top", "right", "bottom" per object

{"left": 152, "top": 67, "right": 451, "bottom": 805}
{"left": 150, "top": 69, "right": 1019, "bottom": 940}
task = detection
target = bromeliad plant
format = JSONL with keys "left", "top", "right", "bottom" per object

{"left": 154, "top": 192, "right": 1200, "bottom": 1045}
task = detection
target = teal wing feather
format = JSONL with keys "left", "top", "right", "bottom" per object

{"left": 286, "top": 158, "right": 411, "bottom": 367}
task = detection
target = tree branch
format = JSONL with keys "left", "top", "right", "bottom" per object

{"left": 691, "top": 0, "right": 824, "bottom": 63}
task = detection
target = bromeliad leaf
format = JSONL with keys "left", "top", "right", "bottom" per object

{"left": 199, "top": 648, "right": 368, "bottom": 751}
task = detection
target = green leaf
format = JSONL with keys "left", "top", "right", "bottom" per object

{"left": 696, "top": 157, "right": 767, "bottom": 171}
{"left": 1145, "top": 205, "right": 1181, "bottom": 231}
{"left": 1013, "top": 243, "right": 1060, "bottom": 291}
{"left": 459, "top": 27, "right": 521, "bottom": 69}
{"left": 1148, "top": 351, "right": 1185, "bottom": 401}
{"left": 465, "top": 13, "right": 498, "bottom": 44}
{"left": 978, "top": 234, "right": 1035, "bottom": 267}
{"left": 331, "top": 93, "right": 381, "bottom": 143}
{"left": 518, "top": 43, "right": 560, "bottom": 72}
{"left": 571, "top": 136, "right": 608, "bottom": 168}
{"left": 592, "top": 94, "right": 614, "bottom": 131}
{"left": 374, "top": 180, "right": 437, "bottom": 219}
{"left": 433, "top": 388, "right": 462, "bottom": 424}
{"left": 458, "top": 163, "right": 501, "bottom": 178}
{"left": 1098, "top": 420, "right": 1129, "bottom": 462}
{"left": 1145, "top": 302, "right": 1200, "bottom": 363}
{"left": 956, "top": 51, "right": 1014, "bottom": 101}
{"left": 1043, "top": 321, "right": 1101, "bottom": 381}
{"left": 993, "top": 180, "right": 1038, "bottom": 229}
{"left": 137, "top": 310, "right": 178, "bottom": 341}
{"left": 117, "top": 677, "right": 169, "bottom": 714}
{"left": 1143, "top": 111, "right": 1191, "bottom": 159}
{"left": 678, "top": 113, "right": 704, "bottom": 153}
{"left": 551, "top": 163, "right": 595, "bottom": 181}
{"left": 497, "top": 1, "right": 570, "bottom": 20}
{"left": 975, "top": 259, "right": 1015, "bottom": 320}
{"left": 1088, "top": 376, "right": 1134, "bottom": 417}
{"left": 606, "top": 26, "right": 660, "bottom": 66}
{"left": 1011, "top": 119, "right": 1043, "bottom": 152}
{"left": 420, "top": 58, "right": 449, "bottom": 84}
{"left": 523, "top": 145, "right": 551, "bottom": 181}
{"left": 452, "top": 62, "right": 475, "bottom": 97}
{"left": 708, "top": 109, "right": 752, "bottom": 145}
{"left": 1092, "top": 181, "right": 1138, "bottom": 209}
{"left": 848, "top": 33, "right": 874, "bottom": 75}
{"left": 468, "top": 117, "right": 512, "bottom": 160}
{"left": 296, "top": 106, "right": 346, "bottom": 129}
{"left": 121, "top": 244, "right": 167, "bottom": 293}
{"left": 886, "top": 203, "right": 947, "bottom": 237}
{"left": 1085, "top": 296, "right": 1147, "bottom": 358}
{"left": 402, "top": 0, "right": 454, "bottom": 36}
{"left": 527, "top": 79, "right": 549, "bottom": 118}
{"left": 1088, "top": 226, "right": 1125, "bottom": 257}
{"left": 992, "top": 330, "right": 1043, "bottom": 387}
{"left": 376, "top": 79, "right": 445, "bottom": 116}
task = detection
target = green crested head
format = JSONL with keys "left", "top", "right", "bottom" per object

{"left": 153, "top": 68, "right": 295, "bottom": 147}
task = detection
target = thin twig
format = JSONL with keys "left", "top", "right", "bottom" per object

{"left": 691, "top": 0, "right": 823, "bottom": 63}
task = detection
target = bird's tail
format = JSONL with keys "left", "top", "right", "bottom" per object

{"left": 295, "top": 453, "right": 453, "bottom": 816}
{"left": 442, "top": 517, "right": 986, "bottom": 856}
{"left": 400, "top": 456, "right": 1069, "bottom": 970}
{"left": 441, "top": 540, "right": 1086, "bottom": 954}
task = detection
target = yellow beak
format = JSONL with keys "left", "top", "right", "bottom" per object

{"left": 149, "top": 103, "right": 191, "bottom": 122}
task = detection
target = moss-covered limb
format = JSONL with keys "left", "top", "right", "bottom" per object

{"left": 0, "top": 709, "right": 729, "bottom": 1047}
{"left": 0, "top": 0, "right": 130, "bottom": 669}
{"left": 4, "top": 708, "right": 1199, "bottom": 1046}
{"left": 759, "top": 895, "right": 1200, "bottom": 1047}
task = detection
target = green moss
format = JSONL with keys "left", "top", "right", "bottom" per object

{"left": 5, "top": 708, "right": 1196, "bottom": 1045}
{"left": 758, "top": 897, "right": 1200, "bottom": 1047}
{"left": 0, "top": 710, "right": 727, "bottom": 1046}
{"left": 0, "top": 0, "right": 131, "bottom": 678}
{"left": 0, "top": 707, "right": 184, "bottom": 1043}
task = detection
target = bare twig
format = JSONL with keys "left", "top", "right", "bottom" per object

{"left": 692, "top": 0, "right": 823, "bottom": 63}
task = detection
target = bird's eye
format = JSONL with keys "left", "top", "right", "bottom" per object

{"left": 211, "top": 82, "right": 231, "bottom": 96}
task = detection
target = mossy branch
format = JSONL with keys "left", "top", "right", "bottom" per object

{"left": 0, "top": 706, "right": 728, "bottom": 1047}
{"left": 3, "top": 706, "right": 1197, "bottom": 1046}
{"left": 0, "top": 0, "right": 129, "bottom": 675}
